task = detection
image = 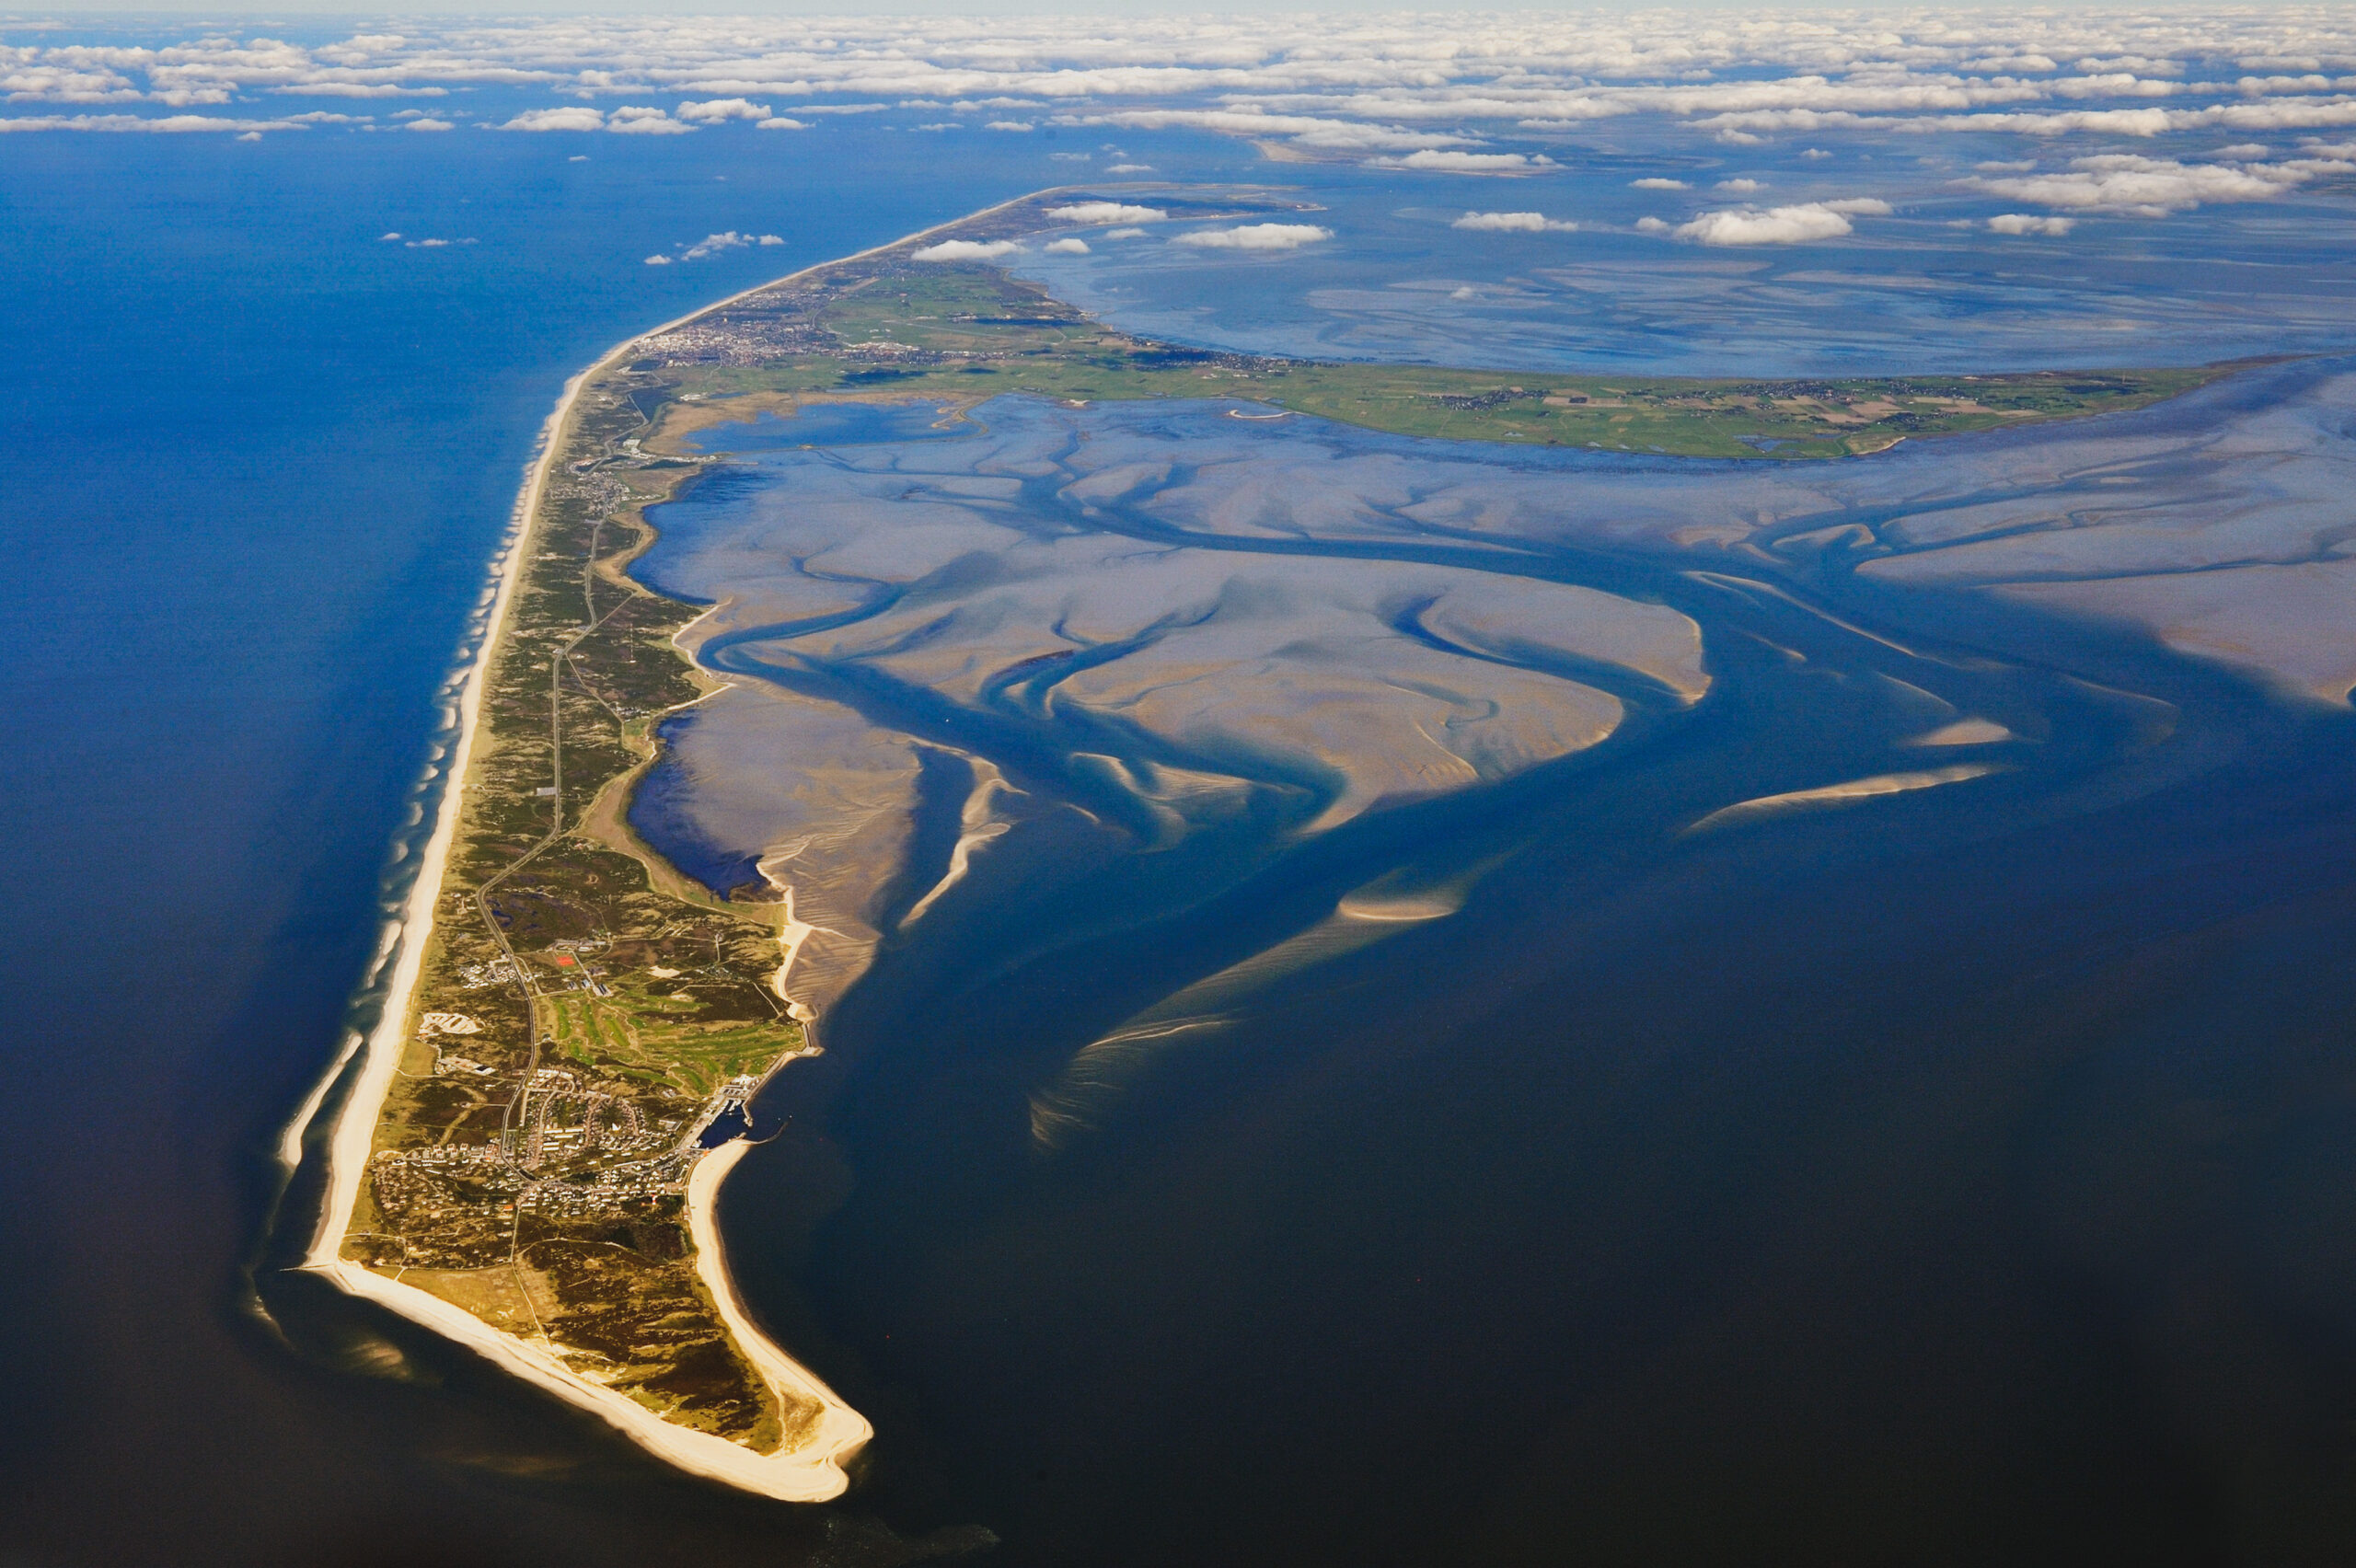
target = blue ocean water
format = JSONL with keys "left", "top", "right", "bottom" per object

{"left": 7, "top": 63, "right": 2356, "bottom": 1568}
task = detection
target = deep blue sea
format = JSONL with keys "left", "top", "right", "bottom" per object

{"left": 6, "top": 66, "right": 2356, "bottom": 1568}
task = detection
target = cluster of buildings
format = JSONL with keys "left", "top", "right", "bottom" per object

{"left": 374, "top": 1055, "right": 765, "bottom": 1240}
{"left": 366, "top": 1140, "right": 524, "bottom": 1229}
{"left": 455, "top": 958, "right": 521, "bottom": 989}
{"left": 513, "top": 1148, "right": 697, "bottom": 1223}
{"left": 636, "top": 293, "right": 834, "bottom": 368}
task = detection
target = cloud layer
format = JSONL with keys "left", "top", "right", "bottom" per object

{"left": 3, "top": 6, "right": 2351, "bottom": 234}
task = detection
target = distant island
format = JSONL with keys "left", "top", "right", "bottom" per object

{"left": 300, "top": 186, "right": 2236, "bottom": 1499}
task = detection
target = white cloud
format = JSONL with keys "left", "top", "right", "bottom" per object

{"left": 1103, "top": 226, "right": 1149, "bottom": 239}
{"left": 1171, "top": 222, "right": 1334, "bottom": 249}
{"left": 676, "top": 98, "right": 770, "bottom": 122}
{"left": 1800, "top": 147, "right": 1831, "bottom": 159}
{"left": 758, "top": 234, "right": 784, "bottom": 245}
{"left": 379, "top": 231, "right": 400, "bottom": 240}
{"left": 404, "top": 117, "right": 452, "bottom": 132}
{"left": 644, "top": 254, "right": 671, "bottom": 265}
{"left": 0, "top": 113, "right": 306, "bottom": 133}
{"left": 1634, "top": 215, "right": 1671, "bottom": 233}
{"left": 1673, "top": 202, "right": 1870, "bottom": 245}
{"left": 1046, "top": 201, "right": 1165, "bottom": 224}
{"left": 1046, "top": 236, "right": 1091, "bottom": 253}
{"left": 1451, "top": 210, "right": 1576, "bottom": 232}
{"left": 1988, "top": 213, "right": 2076, "bottom": 234}
{"left": 1822, "top": 197, "right": 1893, "bottom": 214}
{"left": 1715, "top": 178, "right": 1762, "bottom": 192}
{"left": 501, "top": 107, "right": 603, "bottom": 133}
{"left": 1379, "top": 148, "right": 1550, "bottom": 173}
{"left": 677, "top": 231, "right": 756, "bottom": 259}
{"left": 1106, "top": 162, "right": 1152, "bottom": 172}
{"left": 270, "top": 83, "right": 422, "bottom": 100}
{"left": 607, "top": 105, "right": 692, "bottom": 135}
{"left": 912, "top": 238, "right": 1023, "bottom": 260}
{"left": 986, "top": 120, "right": 1034, "bottom": 132}
{"left": 1631, "top": 177, "right": 1689, "bottom": 190}
{"left": 756, "top": 118, "right": 807, "bottom": 131}
{"left": 1074, "top": 109, "right": 1476, "bottom": 154}
{"left": 1965, "top": 153, "right": 2311, "bottom": 213}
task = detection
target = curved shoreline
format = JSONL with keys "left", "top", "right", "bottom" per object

{"left": 281, "top": 195, "right": 1071, "bottom": 1499}
{"left": 294, "top": 346, "right": 871, "bottom": 1499}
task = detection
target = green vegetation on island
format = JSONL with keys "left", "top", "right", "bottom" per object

{"left": 639, "top": 215, "right": 2230, "bottom": 460}
{"left": 344, "top": 385, "right": 814, "bottom": 1450}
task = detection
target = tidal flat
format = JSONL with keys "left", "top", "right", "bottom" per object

{"left": 637, "top": 356, "right": 2356, "bottom": 908}
{"left": 632, "top": 359, "right": 2356, "bottom": 1562}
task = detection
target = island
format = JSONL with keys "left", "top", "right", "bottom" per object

{"left": 299, "top": 185, "right": 2235, "bottom": 1499}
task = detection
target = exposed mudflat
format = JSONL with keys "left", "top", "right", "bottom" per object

{"left": 633, "top": 359, "right": 2356, "bottom": 944}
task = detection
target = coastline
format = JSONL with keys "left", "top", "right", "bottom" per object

{"left": 294, "top": 346, "right": 871, "bottom": 1499}
{"left": 278, "top": 197, "right": 1076, "bottom": 1498}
